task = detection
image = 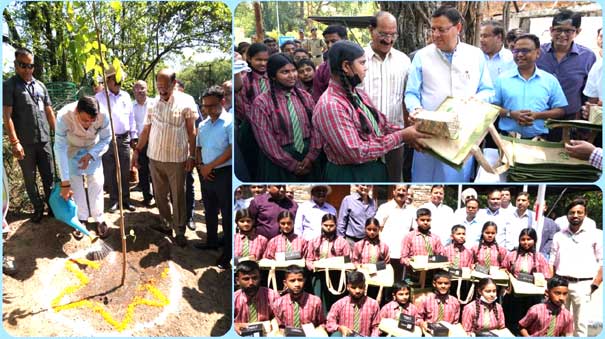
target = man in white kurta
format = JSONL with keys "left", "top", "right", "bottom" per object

{"left": 404, "top": 5, "right": 494, "bottom": 182}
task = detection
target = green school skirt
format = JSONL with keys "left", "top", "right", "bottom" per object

{"left": 236, "top": 119, "right": 259, "bottom": 179}
{"left": 324, "top": 160, "right": 387, "bottom": 182}
{"left": 257, "top": 139, "right": 322, "bottom": 182}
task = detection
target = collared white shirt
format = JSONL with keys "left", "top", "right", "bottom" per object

{"left": 133, "top": 97, "right": 156, "bottom": 136}
{"left": 550, "top": 223, "right": 602, "bottom": 279}
{"left": 375, "top": 199, "right": 416, "bottom": 259}
{"left": 484, "top": 45, "right": 515, "bottom": 85}
{"left": 506, "top": 209, "right": 535, "bottom": 250}
{"left": 420, "top": 202, "right": 454, "bottom": 246}
{"left": 477, "top": 208, "right": 512, "bottom": 247}
{"left": 294, "top": 200, "right": 337, "bottom": 241}
{"left": 145, "top": 91, "right": 197, "bottom": 163}
{"left": 95, "top": 90, "right": 135, "bottom": 137}
{"left": 554, "top": 215, "right": 597, "bottom": 231}
{"left": 362, "top": 45, "right": 411, "bottom": 128}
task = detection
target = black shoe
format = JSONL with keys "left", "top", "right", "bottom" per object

{"left": 142, "top": 197, "right": 154, "bottom": 207}
{"left": 124, "top": 204, "right": 136, "bottom": 212}
{"left": 30, "top": 210, "right": 44, "bottom": 223}
{"left": 186, "top": 218, "right": 196, "bottom": 231}
{"left": 216, "top": 255, "right": 231, "bottom": 270}
{"left": 194, "top": 242, "right": 220, "bottom": 250}
{"left": 108, "top": 203, "right": 118, "bottom": 213}
{"left": 175, "top": 234, "right": 188, "bottom": 247}
{"left": 150, "top": 223, "right": 173, "bottom": 236}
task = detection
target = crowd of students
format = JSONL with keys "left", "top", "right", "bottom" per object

{"left": 232, "top": 184, "right": 601, "bottom": 337}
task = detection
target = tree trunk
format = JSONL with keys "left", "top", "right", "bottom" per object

{"left": 3, "top": 9, "right": 23, "bottom": 48}
{"left": 253, "top": 2, "right": 264, "bottom": 41}
{"left": 380, "top": 1, "right": 437, "bottom": 54}
{"left": 455, "top": 1, "right": 483, "bottom": 45}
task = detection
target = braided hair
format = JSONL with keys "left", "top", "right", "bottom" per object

{"left": 267, "top": 53, "right": 314, "bottom": 136}
{"left": 473, "top": 278, "right": 500, "bottom": 333}
{"left": 362, "top": 217, "right": 384, "bottom": 261}
{"left": 329, "top": 40, "right": 380, "bottom": 135}
{"left": 513, "top": 228, "right": 538, "bottom": 274}
{"left": 473, "top": 221, "right": 503, "bottom": 266}
{"left": 245, "top": 43, "right": 269, "bottom": 102}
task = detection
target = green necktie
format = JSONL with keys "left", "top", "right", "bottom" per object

{"left": 285, "top": 92, "right": 305, "bottom": 154}
{"left": 397, "top": 305, "right": 403, "bottom": 319}
{"left": 320, "top": 240, "right": 329, "bottom": 259}
{"left": 353, "top": 304, "right": 361, "bottom": 332}
{"left": 248, "top": 300, "right": 258, "bottom": 323}
{"left": 293, "top": 300, "right": 301, "bottom": 328}
{"left": 286, "top": 238, "right": 293, "bottom": 253}
{"left": 259, "top": 77, "right": 268, "bottom": 93}
{"left": 369, "top": 243, "right": 378, "bottom": 264}
{"left": 546, "top": 312, "right": 557, "bottom": 336}
{"left": 485, "top": 247, "right": 491, "bottom": 268}
{"left": 422, "top": 234, "right": 433, "bottom": 256}
{"left": 354, "top": 94, "right": 382, "bottom": 136}
{"left": 453, "top": 248, "right": 460, "bottom": 268}
{"left": 242, "top": 236, "right": 250, "bottom": 257}
{"left": 483, "top": 306, "right": 491, "bottom": 330}
{"left": 437, "top": 301, "right": 444, "bottom": 321}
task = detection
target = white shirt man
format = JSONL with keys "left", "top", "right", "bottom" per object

{"left": 294, "top": 185, "right": 337, "bottom": 241}
{"left": 375, "top": 185, "right": 416, "bottom": 264}
{"left": 420, "top": 185, "right": 454, "bottom": 245}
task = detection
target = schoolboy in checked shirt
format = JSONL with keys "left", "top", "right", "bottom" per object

{"left": 400, "top": 208, "right": 444, "bottom": 266}
{"left": 518, "top": 276, "right": 574, "bottom": 336}
{"left": 442, "top": 225, "right": 474, "bottom": 268}
{"left": 326, "top": 271, "right": 381, "bottom": 336}
{"left": 418, "top": 271, "right": 461, "bottom": 330}
{"left": 234, "top": 261, "right": 280, "bottom": 334}
{"left": 272, "top": 265, "right": 326, "bottom": 329}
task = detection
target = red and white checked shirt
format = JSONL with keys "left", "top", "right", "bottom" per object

{"left": 305, "top": 235, "right": 351, "bottom": 270}
{"left": 419, "top": 293, "right": 460, "bottom": 324}
{"left": 400, "top": 230, "right": 444, "bottom": 265}
{"left": 461, "top": 300, "right": 505, "bottom": 333}
{"left": 263, "top": 233, "right": 307, "bottom": 259}
{"left": 471, "top": 242, "right": 508, "bottom": 268}
{"left": 518, "top": 302, "right": 574, "bottom": 336}
{"left": 380, "top": 300, "right": 419, "bottom": 324}
{"left": 249, "top": 88, "right": 321, "bottom": 172}
{"left": 234, "top": 231, "right": 269, "bottom": 260}
{"left": 272, "top": 292, "right": 326, "bottom": 327}
{"left": 352, "top": 238, "right": 390, "bottom": 264}
{"left": 234, "top": 287, "right": 280, "bottom": 323}
{"left": 235, "top": 71, "right": 270, "bottom": 121}
{"left": 589, "top": 147, "right": 602, "bottom": 170}
{"left": 312, "top": 80, "right": 404, "bottom": 165}
{"left": 326, "top": 295, "right": 381, "bottom": 336}
{"left": 443, "top": 243, "right": 474, "bottom": 268}
{"left": 504, "top": 250, "right": 551, "bottom": 278}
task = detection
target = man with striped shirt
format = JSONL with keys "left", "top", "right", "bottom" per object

{"left": 133, "top": 69, "right": 197, "bottom": 247}
{"left": 363, "top": 11, "right": 411, "bottom": 181}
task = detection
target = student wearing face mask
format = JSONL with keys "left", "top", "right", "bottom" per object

{"left": 249, "top": 53, "right": 321, "bottom": 182}
{"left": 312, "top": 40, "right": 429, "bottom": 182}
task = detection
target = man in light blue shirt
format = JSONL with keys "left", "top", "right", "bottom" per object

{"left": 337, "top": 185, "right": 377, "bottom": 249}
{"left": 404, "top": 5, "right": 494, "bottom": 182}
{"left": 492, "top": 34, "right": 568, "bottom": 138}
{"left": 294, "top": 185, "right": 337, "bottom": 241}
{"left": 194, "top": 85, "right": 233, "bottom": 270}
{"left": 479, "top": 20, "right": 515, "bottom": 83}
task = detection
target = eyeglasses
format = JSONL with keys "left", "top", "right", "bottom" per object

{"left": 553, "top": 27, "right": 577, "bottom": 35}
{"left": 376, "top": 31, "right": 399, "bottom": 40}
{"left": 16, "top": 62, "right": 34, "bottom": 69}
{"left": 512, "top": 48, "right": 535, "bottom": 55}
{"left": 431, "top": 25, "right": 454, "bottom": 34}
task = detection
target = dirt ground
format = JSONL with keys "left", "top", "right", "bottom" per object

{"left": 2, "top": 185, "right": 232, "bottom": 336}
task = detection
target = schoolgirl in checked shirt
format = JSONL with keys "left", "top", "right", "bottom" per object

{"left": 311, "top": 40, "right": 429, "bottom": 182}
{"left": 352, "top": 217, "right": 390, "bottom": 265}
{"left": 263, "top": 211, "right": 307, "bottom": 259}
{"left": 249, "top": 53, "right": 321, "bottom": 182}
{"left": 461, "top": 278, "right": 506, "bottom": 335}
{"left": 234, "top": 208, "right": 268, "bottom": 261}
{"left": 471, "top": 221, "right": 508, "bottom": 269}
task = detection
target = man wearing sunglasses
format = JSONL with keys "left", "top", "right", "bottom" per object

{"left": 491, "top": 34, "right": 567, "bottom": 139}
{"left": 3, "top": 48, "right": 56, "bottom": 223}
{"left": 537, "top": 9, "right": 596, "bottom": 141}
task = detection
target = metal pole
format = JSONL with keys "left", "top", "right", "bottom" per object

{"left": 275, "top": 1, "right": 281, "bottom": 35}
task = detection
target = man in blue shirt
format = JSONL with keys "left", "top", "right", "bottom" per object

{"left": 492, "top": 34, "right": 568, "bottom": 138}
{"left": 479, "top": 20, "right": 515, "bottom": 84}
{"left": 536, "top": 9, "right": 596, "bottom": 140}
{"left": 194, "top": 85, "right": 233, "bottom": 269}
{"left": 336, "top": 185, "right": 377, "bottom": 250}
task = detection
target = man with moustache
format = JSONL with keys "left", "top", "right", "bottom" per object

{"left": 3, "top": 48, "right": 56, "bottom": 222}
{"left": 362, "top": 11, "right": 411, "bottom": 181}
{"left": 248, "top": 185, "right": 298, "bottom": 240}
{"left": 453, "top": 197, "right": 483, "bottom": 244}
{"left": 499, "top": 187, "right": 515, "bottom": 214}
{"left": 132, "top": 69, "right": 197, "bottom": 247}
{"left": 234, "top": 260, "right": 280, "bottom": 334}
{"left": 375, "top": 185, "right": 416, "bottom": 281}
{"left": 96, "top": 66, "right": 136, "bottom": 212}
{"left": 420, "top": 185, "right": 454, "bottom": 246}
{"left": 479, "top": 20, "right": 515, "bottom": 84}
{"left": 549, "top": 198, "right": 602, "bottom": 336}
{"left": 337, "top": 185, "right": 377, "bottom": 249}
{"left": 477, "top": 188, "right": 512, "bottom": 247}
{"left": 294, "top": 185, "right": 337, "bottom": 241}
